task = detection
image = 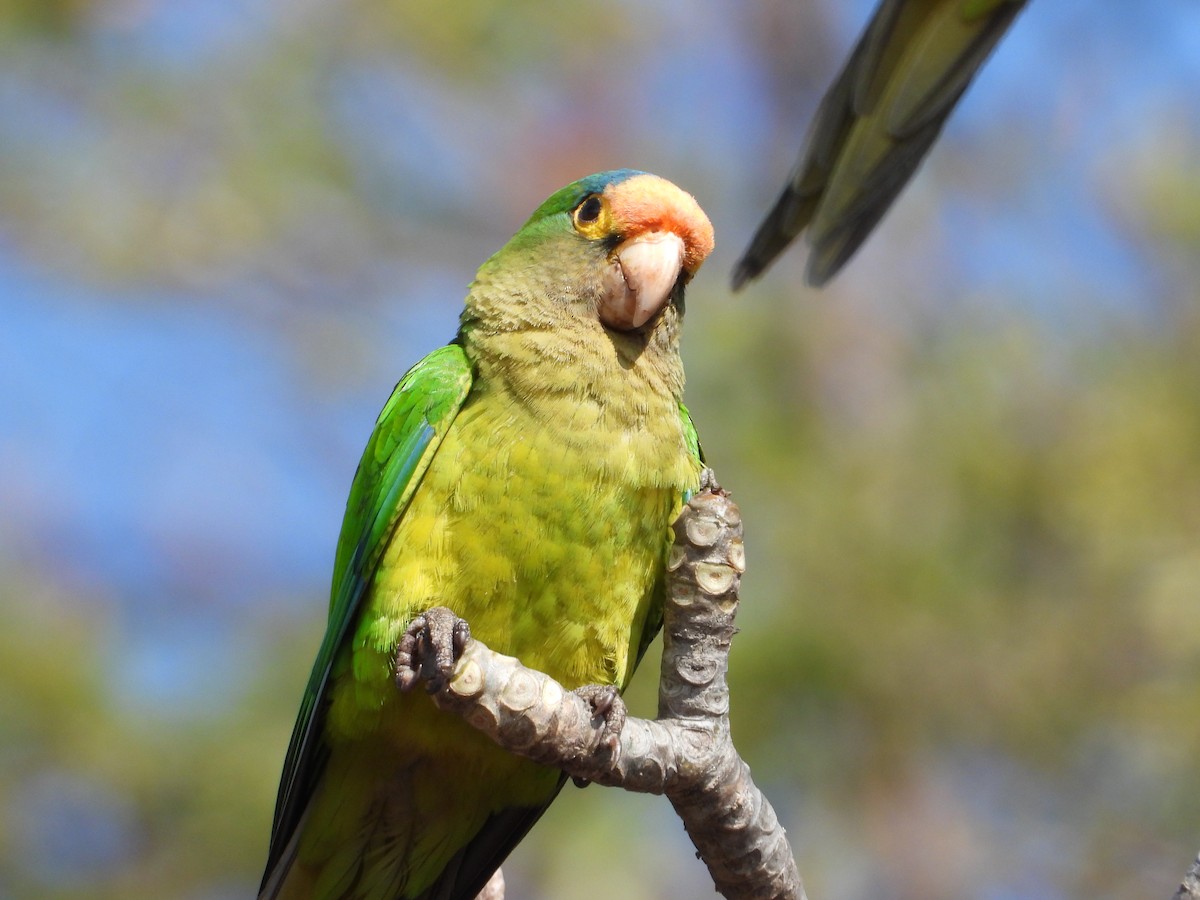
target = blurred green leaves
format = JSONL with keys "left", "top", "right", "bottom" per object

{"left": 2, "top": 2, "right": 1200, "bottom": 898}
{"left": 0, "top": 570, "right": 311, "bottom": 898}
{"left": 0, "top": 0, "right": 91, "bottom": 39}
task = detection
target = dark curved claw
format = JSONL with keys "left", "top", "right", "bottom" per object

{"left": 395, "top": 606, "right": 471, "bottom": 694}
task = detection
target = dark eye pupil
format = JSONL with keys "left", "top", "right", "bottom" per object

{"left": 577, "top": 196, "right": 602, "bottom": 223}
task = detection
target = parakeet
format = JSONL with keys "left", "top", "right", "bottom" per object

{"left": 260, "top": 170, "right": 714, "bottom": 900}
{"left": 733, "top": 0, "right": 1027, "bottom": 288}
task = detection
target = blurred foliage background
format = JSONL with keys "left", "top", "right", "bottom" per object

{"left": 2, "top": 1, "right": 1199, "bottom": 898}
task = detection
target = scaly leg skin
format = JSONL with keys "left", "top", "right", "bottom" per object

{"left": 698, "top": 467, "right": 723, "bottom": 495}
{"left": 395, "top": 606, "right": 472, "bottom": 694}
{"left": 570, "top": 683, "right": 627, "bottom": 787}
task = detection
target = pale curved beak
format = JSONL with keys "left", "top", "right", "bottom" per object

{"left": 598, "top": 231, "right": 686, "bottom": 331}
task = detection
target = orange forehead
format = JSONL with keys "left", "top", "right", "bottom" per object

{"left": 603, "top": 174, "right": 715, "bottom": 274}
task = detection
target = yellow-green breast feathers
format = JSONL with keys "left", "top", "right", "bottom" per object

{"left": 261, "top": 170, "right": 713, "bottom": 900}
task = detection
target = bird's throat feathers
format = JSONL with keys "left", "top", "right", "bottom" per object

{"left": 453, "top": 169, "right": 709, "bottom": 443}
{"left": 459, "top": 271, "right": 687, "bottom": 434}
{"left": 458, "top": 238, "right": 689, "bottom": 425}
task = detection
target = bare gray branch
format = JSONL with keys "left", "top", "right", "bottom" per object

{"left": 412, "top": 484, "right": 805, "bottom": 900}
{"left": 1174, "top": 852, "right": 1200, "bottom": 900}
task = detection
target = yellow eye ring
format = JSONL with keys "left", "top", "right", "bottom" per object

{"left": 571, "top": 194, "right": 610, "bottom": 238}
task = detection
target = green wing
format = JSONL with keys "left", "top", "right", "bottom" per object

{"left": 733, "top": 0, "right": 1025, "bottom": 288}
{"left": 261, "top": 343, "right": 473, "bottom": 891}
{"left": 679, "top": 401, "right": 705, "bottom": 481}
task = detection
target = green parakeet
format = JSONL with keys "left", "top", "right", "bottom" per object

{"left": 260, "top": 170, "right": 715, "bottom": 900}
{"left": 733, "top": 0, "right": 1027, "bottom": 288}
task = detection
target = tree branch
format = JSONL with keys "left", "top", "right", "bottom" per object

{"left": 403, "top": 481, "right": 805, "bottom": 900}
{"left": 1174, "top": 852, "right": 1200, "bottom": 900}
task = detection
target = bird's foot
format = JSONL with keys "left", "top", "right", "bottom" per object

{"left": 698, "top": 467, "right": 725, "bottom": 495}
{"left": 570, "top": 684, "right": 626, "bottom": 786}
{"left": 395, "top": 606, "right": 471, "bottom": 694}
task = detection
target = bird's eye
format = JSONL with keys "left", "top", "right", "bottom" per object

{"left": 574, "top": 195, "right": 603, "bottom": 226}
